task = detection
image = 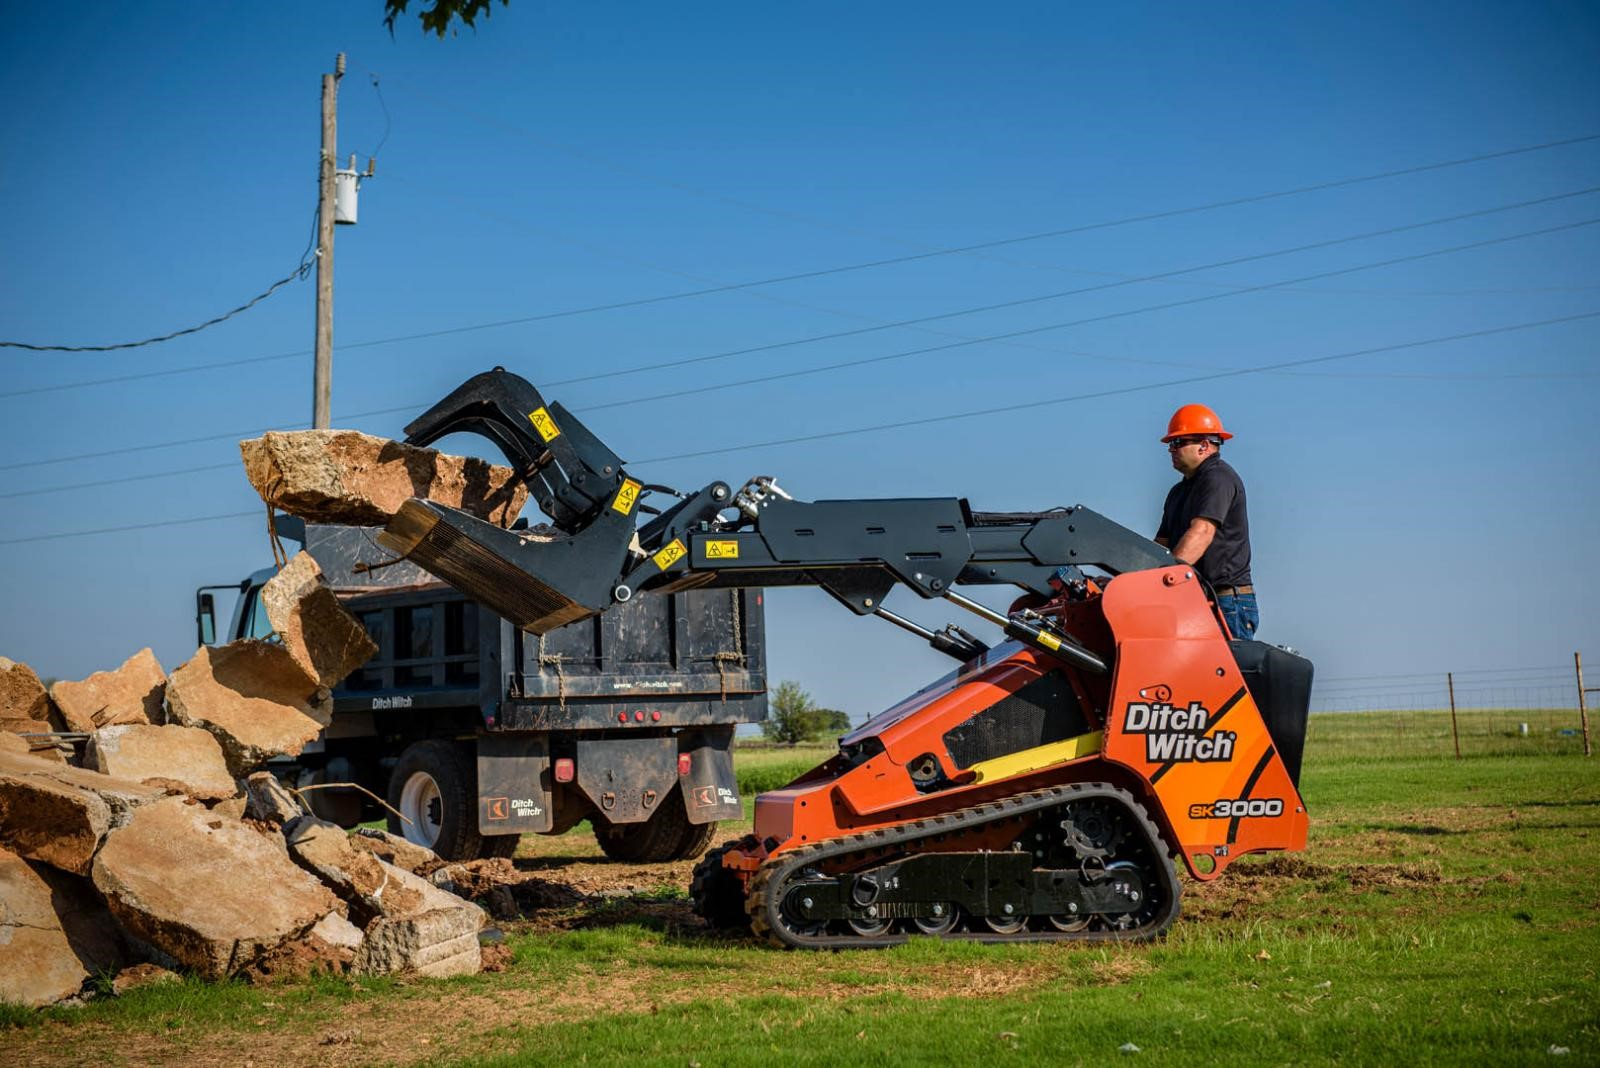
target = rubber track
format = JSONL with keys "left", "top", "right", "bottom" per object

{"left": 746, "top": 782, "right": 1182, "bottom": 949}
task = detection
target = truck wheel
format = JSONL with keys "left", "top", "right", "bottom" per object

{"left": 387, "top": 740, "right": 521, "bottom": 862}
{"left": 594, "top": 788, "right": 716, "bottom": 863}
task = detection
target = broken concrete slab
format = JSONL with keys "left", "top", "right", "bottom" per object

{"left": 351, "top": 827, "right": 441, "bottom": 875}
{"left": 0, "top": 750, "right": 162, "bottom": 875}
{"left": 310, "top": 909, "right": 364, "bottom": 954}
{"left": 91, "top": 795, "right": 339, "bottom": 980}
{"left": 0, "top": 847, "right": 91, "bottom": 1007}
{"left": 50, "top": 648, "right": 165, "bottom": 732}
{"left": 239, "top": 429, "right": 530, "bottom": 528}
{"left": 0, "top": 656, "right": 60, "bottom": 731}
{"left": 165, "top": 642, "right": 326, "bottom": 776}
{"left": 244, "top": 771, "right": 303, "bottom": 824}
{"left": 284, "top": 815, "right": 397, "bottom": 925}
{"left": 35, "top": 860, "right": 131, "bottom": 975}
{"left": 260, "top": 552, "right": 378, "bottom": 689}
{"left": 0, "top": 770, "right": 108, "bottom": 876}
{"left": 86, "top": 724, "right": 237, "bottom": 802}
{"left": 352, "top": 859, "right": 484, "bottom": 978}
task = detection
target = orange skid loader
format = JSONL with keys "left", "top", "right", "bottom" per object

{"left": 376, "top": 369, "right": 1314, "bottom": 947}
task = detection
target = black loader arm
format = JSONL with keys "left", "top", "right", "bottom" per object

{"left": 378, "top": 369, "right": 1175, "bottom": 670}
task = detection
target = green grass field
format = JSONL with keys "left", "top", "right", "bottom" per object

{"left": 4, "top": 715, "right": 1597, "bottom": 1067}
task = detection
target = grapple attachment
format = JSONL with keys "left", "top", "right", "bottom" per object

{"left": 377, "top": 367, "right": 643, "bottom": 633}
{"left": 378, "top": 498, "right": 633, "bottom": 635}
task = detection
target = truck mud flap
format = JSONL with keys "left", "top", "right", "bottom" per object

{"left": 574, "top": 737, "right": 679, "bottom": 825}
{"left": 477, "top": 733, "right": 553, "bottom": 835}
{"left": 678, "top": 727, "right": 742, "bottom": 824}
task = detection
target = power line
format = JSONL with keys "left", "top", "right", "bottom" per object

{"left": 579, "top": 211, "right": 1600, "bottom": 412}
{"left": 9, "top": 134, "right": 1598, "bottom": 393}
{"left": 551, "top": 186, "right": 1600, "bottom": 394}
{"left": 0, "top": 205, "right": 321, "bottom": 353}
{"left": 0, "top": 463, "right": 237, "bottom": 500}
{"left": 11, "top": 340, "right": 1595, "bottom": 503}
{"left": 395, "top": 83, "right": 1600, "bottom": 261}
{"left": 3, "top": 311, "right": 1592, "bottom": 544}
{"left": 0, "top": 510, "right": 261, "bottom": 546}
{"left": 630, "top": 310, "right": 1600, "bottom": 464}
{"left": 5, "top": 198, "right": 1595, "bottom": 473}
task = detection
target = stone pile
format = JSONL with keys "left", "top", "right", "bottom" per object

{"left": 0, "top": 548, "right": 483, "bottom": 1008}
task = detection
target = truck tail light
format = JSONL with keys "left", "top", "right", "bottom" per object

{"left": 677, "top": 754, "right": 692, "bottom": 776}
{"left": 554, "top": 758, "right": 575, "bottom": 783}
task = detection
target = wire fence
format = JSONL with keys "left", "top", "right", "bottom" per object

{"left": 1307, "top": 656, "right": 1594, "bottom": 761}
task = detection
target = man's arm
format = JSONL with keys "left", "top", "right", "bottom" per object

{"left": 1171, "top": 516, "right": 1218, "bottom": 565}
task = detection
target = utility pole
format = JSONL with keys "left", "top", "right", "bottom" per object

{"left": 313, "top": 54, "right": 344, "bottom": 430}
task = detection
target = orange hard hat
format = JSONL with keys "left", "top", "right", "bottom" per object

{"left": 1162, "top": 403, "right": 1233, "bottom": 443}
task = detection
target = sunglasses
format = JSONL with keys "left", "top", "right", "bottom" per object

{"left": 1166, "top": 438, "right": 1210, "bottom": 451}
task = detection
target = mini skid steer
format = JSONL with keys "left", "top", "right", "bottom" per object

{"left": 378, "top": 368, "right": 1314, "bottom": 948}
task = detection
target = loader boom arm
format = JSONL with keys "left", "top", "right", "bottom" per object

{"left": 377, "top": 369, "right": 1176, "bottom": 666}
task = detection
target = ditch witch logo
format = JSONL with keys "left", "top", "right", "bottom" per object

{"left": 1123, "top": 700, "right": 1235, "bottom": 763}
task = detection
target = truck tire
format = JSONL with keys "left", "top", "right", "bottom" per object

{"left": 594, "top": 787, "right": 716, "bottom": 863}
{"left": 387, "top": 740, "right": 521, "bottom": 862}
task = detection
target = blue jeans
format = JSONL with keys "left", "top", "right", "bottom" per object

{"left": 1217, "top": 592, "right": 1259, "bottom": 640}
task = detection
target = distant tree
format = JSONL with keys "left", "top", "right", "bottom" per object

{"left": 761, "top": 683, "right": 854, "bottom": 744}
{"left": 384, "top": 0, "right": 509, "bottom": 36}
{"left": 811, "top": 708, "right": 853, "bottom": 735}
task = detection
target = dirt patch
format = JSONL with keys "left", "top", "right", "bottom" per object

{"left": 1236, "top": 853, "right": 1444, "bottom": 890}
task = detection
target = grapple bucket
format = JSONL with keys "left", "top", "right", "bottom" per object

{"left": 378, "top": 499, "right": 631, "bottom": 635}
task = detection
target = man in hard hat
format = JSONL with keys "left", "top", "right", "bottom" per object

{"left": 1155, "top": 404, "right": 1257, "bottom": 639}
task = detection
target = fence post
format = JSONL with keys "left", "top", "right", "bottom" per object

{"left": 1578, "top": 652, "right": 1593, "bottom": 758}
{"left": 1448, "top": 672, "right": 1461, "bottom": 760}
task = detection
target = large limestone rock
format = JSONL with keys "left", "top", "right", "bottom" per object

{"left": 0, "top": 750, "right": 162, "bottom": 875}
{"left": 50, "top": 648, "right": 165, "bottom": 732}
{"left": 0, "top": 848, "right": 91, "bottom": 1006}
{"left": 352, "top": 859, "right": 484, "bottom": 978}
{"left": 239, "top": 429, "right": 529, "bottom": 528}
{"left": 87, "top": 724, "right": 237, "bottom": 802}
{"left": 0, "top": 657, "right": 59, "bottom": 731}
{"left": 285, "top": 816, "right": 398, "bottom": 925}
{"left": 351, "top": 827, "right": 441, "bottom": 875}
{"left": 91, "top": 795, "right": 339, "bottom": 979}
{"left": 260, "top": 552, "right": 377, "bottom": 689}
{"left": 164, "top": 642, "right": 326, "bottom": 776}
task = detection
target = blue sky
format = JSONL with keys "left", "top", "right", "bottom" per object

{"left": 1, "top": 2, "right": 1596, "bottom": 718}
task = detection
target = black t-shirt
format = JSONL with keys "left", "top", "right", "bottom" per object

{"left": 1157, "top": 453, "right": 1252, "bottom": 588}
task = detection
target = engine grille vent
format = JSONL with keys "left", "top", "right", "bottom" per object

{"left": 942, "top": 670, "right": 1089, "bottom": 769}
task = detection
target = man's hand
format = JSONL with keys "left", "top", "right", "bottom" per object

{"left": 1171, "top": 516, "right": 1218, "bottom": 565}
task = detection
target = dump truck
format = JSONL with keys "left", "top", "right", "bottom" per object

{"left": 364, "top": 367, "right": 1314, "bottom": 946}
{"left": 198, "top": 519, "right": 766, "bottom": 863}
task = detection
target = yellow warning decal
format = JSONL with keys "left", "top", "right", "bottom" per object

{"left": 527, "top": 407, "right": 561, "bottom": 442}
{"left": 704, "top": 540, "right": 740, "bottom": 560}
{"left": 1035, "top": 632, "right": 1062, "bottom": 651}
{"left": 611, "top": 478, "right": 642, "bottom": 515}
{"left": 653, "top": 539, "right": 687, "bottom": 570}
